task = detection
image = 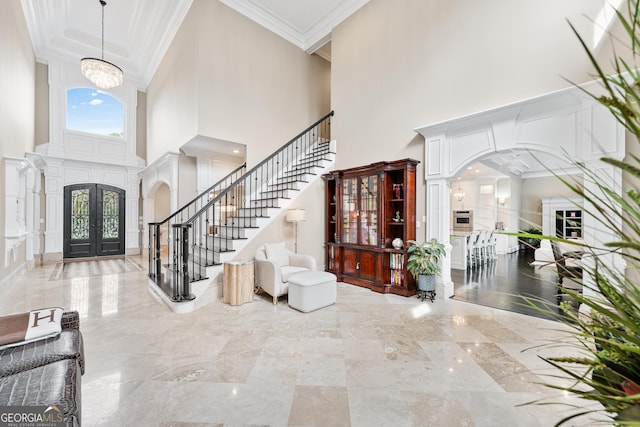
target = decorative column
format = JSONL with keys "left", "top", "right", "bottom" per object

{"left": 581, "top": 162, "right": 625, "bottom": 299}
{"left": 426, "top": 177, "right": 454, "bottom": 298}
{"left": 42, "top": 158, "right": 64, "bottom": 261}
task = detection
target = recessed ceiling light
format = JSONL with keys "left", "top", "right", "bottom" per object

{"left": 475, "top": 169, "right": 480, "bottom": 173}
{"left": 233, "top": 150, "right": 240, "bottom": 154}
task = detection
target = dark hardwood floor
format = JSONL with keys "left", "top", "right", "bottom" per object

{"left": 451, "top": 249, "right": 578, "bottom": 321}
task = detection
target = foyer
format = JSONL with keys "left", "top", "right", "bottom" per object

{"left": 0, "top": 255, "right": 602, "bottom": 426}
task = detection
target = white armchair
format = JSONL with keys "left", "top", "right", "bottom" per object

{"left": 254, "top": 242, "right": 317, "bottom": 304}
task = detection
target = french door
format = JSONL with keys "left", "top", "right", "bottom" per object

{"left": 63, "top": 184, "right": 125, "bottom": 259}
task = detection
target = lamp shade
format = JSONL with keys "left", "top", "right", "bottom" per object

{"left": 286, "top": 209, "right": 306, "bottom": 222}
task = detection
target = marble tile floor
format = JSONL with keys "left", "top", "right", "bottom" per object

{"left": 0, "top": 256, "right": 606, "bottom": 426}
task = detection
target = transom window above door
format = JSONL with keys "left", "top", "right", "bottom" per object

{"left": 66, "top": 88, "right": 123, "bottom": 138}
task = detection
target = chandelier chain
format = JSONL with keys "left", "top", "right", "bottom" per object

{"left": 100, "top": 0, "right": 106, "bottom": 60}
{"left": 80, "top": 0, "right": 123, "bottom": 89}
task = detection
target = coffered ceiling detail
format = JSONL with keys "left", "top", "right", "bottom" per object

{"left": 20, "top": 0, "right": 367, "bottom": 89}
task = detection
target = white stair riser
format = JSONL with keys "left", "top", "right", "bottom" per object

{"left": 250, "top": 198, "right": 283, "bottom": 208}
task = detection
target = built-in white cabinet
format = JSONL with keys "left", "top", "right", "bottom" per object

{"left": 450, "top": 234, "right": 468, "bottom": 270}
{"left": 541, "top": 196, "right": 583, "bottom": 239}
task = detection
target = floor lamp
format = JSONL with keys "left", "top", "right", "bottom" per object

{"left": 286, "top": 209, "right": 306, "bottom": 253}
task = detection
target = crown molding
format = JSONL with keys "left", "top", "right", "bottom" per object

{"left": 219, "top": 0, "right": 368, "bottom": 53}
{"left": 20, "top": 0, "right": 192, "bottom": 90}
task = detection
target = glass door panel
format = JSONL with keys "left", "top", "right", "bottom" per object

{"left": 96, "top": 185, "right": 125, "bottom": 256}
{"left": 359, "top": 175, "right": 378, "bottom": 245}
{"left": 65, "top": 187, "right": 95, "bottom": 258}
{"left": 342, "top": 178, "right": 358, "bottom": 243}
{"left": 71, "top": 188, "right": 91, "bottom": 240}
{"left": 102, "top": 189, "right": 120, "bottom": 238}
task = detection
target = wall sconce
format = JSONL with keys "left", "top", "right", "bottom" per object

{"left": 498, "top": 197, "right": 507, "bottom": 206}
{"left": 286, "top": 209, "right": 306, "bottom": 253}
{"left": 452, "top": 187, "right": 465, "bottom": 202}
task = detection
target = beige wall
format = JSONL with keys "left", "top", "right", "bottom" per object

{"left": 330, "top": 0, "right": 615, "bottom": 245}
{"left": 143, "top": 0, "right": 625, "bottom": 264}
{"left": 2, "top": 1, "right": 626, "bottom": 273}
{"left": 0, "top": 2, "right": 35, "bottom": 159}
{"left": 147, "top": 11, "right": 199, "bottom": 163}
{"left": 154, "top": 183, "right": 171, "bottom": 222}
{"left": 520, "top": 175, "right": 581, "bottom": 231}
{"left": 332, "top": 0, "right": 611, "bottom": 164}
{"left": 136, "top": 91, "right": 147, "bottom": 161}
{"left": 146, "top": 0, "right": 331, "bottom": 167}
{"left": 35, "top": 63, "right": 49, "bottom": 146}
{"left": 0, "top": 1, "right": 36, "bottom": 281}
{"left": 178, "top": 155, "right": 197, "bottom": 206}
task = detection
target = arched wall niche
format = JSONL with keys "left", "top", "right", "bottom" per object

{"left": 139, "top": 152, "right": 180, "bottom": 249}
{"left": 415, "top": 82, "right": 626, "bottom": 298}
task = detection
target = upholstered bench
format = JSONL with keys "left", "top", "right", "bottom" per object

{"left": 0, "top": 310, "right": 84, "bottom": 426}
{"left": 0, "top": 358, "right": 81, "bottom": 427}
{"left": 288, "top": 271, "right": 337, "bottom": 313}
{"left": 0, "top": 328, "right": 85, "bottom": 377}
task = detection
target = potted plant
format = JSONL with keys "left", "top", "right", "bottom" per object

{"left": 406, "top": 238, "right": 446, "bottom": 293}
{"left": 519, "top": 227, "right": 542, "bottom": 251}
{"left": 516, "top": 2, "right": 640, "bottom": 424}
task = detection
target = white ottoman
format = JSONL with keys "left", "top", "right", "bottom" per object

{"left": 288, "top": 271, "right": 337, "bottom": 313}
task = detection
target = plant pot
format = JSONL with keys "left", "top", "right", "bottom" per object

{"left": 417, "top": 274, "right": 436, "bottom": 292}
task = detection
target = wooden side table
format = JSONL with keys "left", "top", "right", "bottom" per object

{"left": 223, "top": 260, "right": 255, "bottom": 305}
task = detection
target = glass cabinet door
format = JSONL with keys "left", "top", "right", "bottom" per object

{"left": 359, "top": 175, "right": 378, "bottom": 245}
{"left": 342, "top": 177, "right": 358, "bottom": 243}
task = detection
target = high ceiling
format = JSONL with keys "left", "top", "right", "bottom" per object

{"left": 20, "top": 0, "right": 368, "bottom": 89}
{"left": 19, "top": 0, "right": 582, "bottom": 180}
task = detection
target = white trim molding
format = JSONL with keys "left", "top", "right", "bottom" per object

{"left": 3, "top": 156, "right": 42, "bottom": 267}
{"left": 415, "top": 83, "right": 626, "bottom": 298}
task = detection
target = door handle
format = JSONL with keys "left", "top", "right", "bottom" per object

{"left": 356, "top": 262, "right": 360, "bottom": 270}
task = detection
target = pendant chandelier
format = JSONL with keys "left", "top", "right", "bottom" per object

{"left": 453, "top": 186, "right": 466, "bottom": 202}
{"left": 80, "top": 0, "right": 123, "bottom": 89}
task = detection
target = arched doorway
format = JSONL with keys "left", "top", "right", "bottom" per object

{"left": 415, "top": 84, "right": 626, "bottom": 298}
{"left": 63, "top": 184, "right": 125, "bottom": 259}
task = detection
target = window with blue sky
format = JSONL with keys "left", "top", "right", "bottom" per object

{"left": 66, "top": 88, "right": 124, "bottom": 138}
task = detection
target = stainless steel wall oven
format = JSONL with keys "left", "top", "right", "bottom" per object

{"left": 452, "top": 210, "right": 473, "bottom": 232}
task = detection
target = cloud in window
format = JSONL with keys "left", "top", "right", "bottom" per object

{"left": 66, "top": 87, "right": 123, "bottom": 138}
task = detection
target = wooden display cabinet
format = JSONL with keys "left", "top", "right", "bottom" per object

{"left": 323, "top": 158, "right": 419, "bottom": 296}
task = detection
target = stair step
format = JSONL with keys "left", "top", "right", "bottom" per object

{"left": 205, "top": 234, "right": 238, "bottom": 251}
{"left": 267, "top": 182, "right": 301, "bottom": 191}
{"left": 309, "top": 141, "right": 331, "bottom": 151}
{"left": 283, "top": 165, "right": 323, "bottom": 176}
{"left": 223, "top": 216, "right": 263, "bottom": 228}
{"left": 259, "top": 188, "right": 298, "bottom": 199}
{"left": 292, "top": 156, "right": 331, "bottom": 168}
{"left": 149, "top": 117, "right": 335, "bottom": 309}
{"left": 217, "top": 226, "right": 255, "bottom": 239}
{"left": 237, "top": 207, "right": 272, "bottom": 217}
{"left": 270, "top": 176, "right": 309, "bottom": 185}
{"left": 250, "top": 197, "right": 286, "bottom": 208}
{"left": 191, "top": 248, "right": 222, "bottom": 266}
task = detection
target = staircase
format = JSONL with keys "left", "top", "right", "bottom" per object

{"left": 148, "top": 111, "right": 335, "bottom": 312}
